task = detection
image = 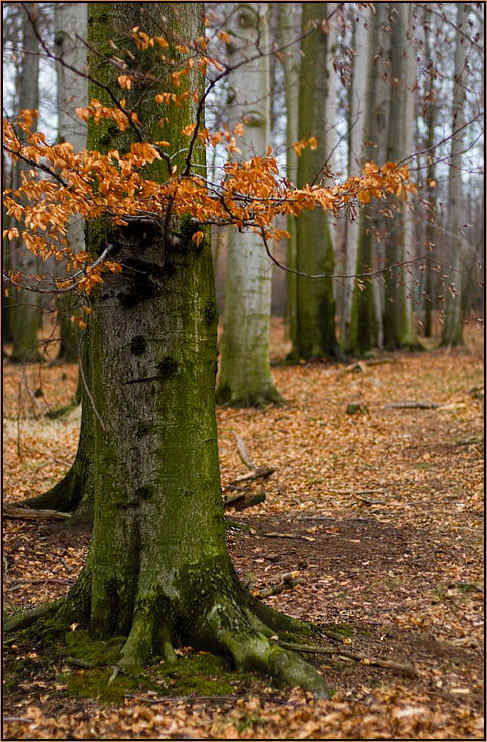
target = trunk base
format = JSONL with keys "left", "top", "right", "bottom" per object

{"left": 5, "top": 572, "right": 329, "bottom": 698}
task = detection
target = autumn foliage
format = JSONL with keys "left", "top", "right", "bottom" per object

{"left": 3, "top": 27, "right": 416, "bottom": 305}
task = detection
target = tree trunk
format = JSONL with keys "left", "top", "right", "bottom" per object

{"left": 55, "top": 1, "right": 88, "bottom": 363}
{"left": 342, "top": 7, "right": 378, "bottom": 355}
{"left": 7, "top": 2, "right": 327, "bottom": 698}
{"left": 216, "top": 3, "right": 281, "bottom": 407}
{"left": 422, "top": 7, "right": 437, "bottom": 338}
{"left": 277, "top": 3, "right": 300, "bottom": 344}
{"left": 382, "top": 3, "right": 418, "bottom": 350}
{"left": 291, "top": 2, "right": 337, "bottom": 361}
{"left": 441, "top": 3, "right": 469, "bottom": 346}
{"left": 9, "top": 2, "right": 42, "bottom": 364}
{"left": 20, "top": 336, "right": 94, "bottom": 522}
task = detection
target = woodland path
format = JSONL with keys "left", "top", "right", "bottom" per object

{"left": 3, "top": 320, "right": 484, "bottom": 739}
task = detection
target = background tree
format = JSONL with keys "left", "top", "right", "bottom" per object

{"left": 441, "top": 2, "right": 470, "bottom": 347}
{"left": 216, "top": 2, "right": 281, "bottom": 407}
{"left": 382, "top": 2, "right": 418, "bottom": 350}
{"left": 341, "top": 6, "right": 378, "bottom": 355}
{"left": 290, "top": 2, "right": 338, "bottom": 361}
{"left": 277, "top": 3, "right": 300, "bottom": 344}
{"left": 9, "top": 1, "right": 42, "bottom": 363}
{"left": 54, "top": 1, "right": 88, "bottom": 363}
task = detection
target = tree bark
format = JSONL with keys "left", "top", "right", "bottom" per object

{"left": 342, "top": 7, "right": 378, "bottom": 355}
{"left": 6, "top": 2, "right": 327, "bottom": 698}
{"left": 216, "top": 3, "right": 281, "bottom": 407}
{"left": 291, "top": 2, "right": 337, "bottom": 361}
{"left": 9, "top": 2, "right": 42, "bottom": 364}
{"left": 277, "top": 3, "right": 300, "bottom": 344}
{"left": 441, "top": 3, "right": 469, "bottom": 346}
{"left": 382, "top": 3, "right": 419, "bottom": 350}
{"left": 54, "top": 1, "right": 88, "bottom": 363}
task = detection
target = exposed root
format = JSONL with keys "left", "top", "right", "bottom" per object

{"left": 198, "top": 597, "right": 329, "bottom": 698}
{"left": 221, "top": 629, "right": 328, "bottom": 698}
{"left": 118, "top": 609, "right": 155, "bottom": 669}
{"left": 4, "top": 598, "right": 65, "bottom": 633}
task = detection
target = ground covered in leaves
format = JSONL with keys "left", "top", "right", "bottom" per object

{"left": 3, "top": 319, "right": 484, "bottom": 739}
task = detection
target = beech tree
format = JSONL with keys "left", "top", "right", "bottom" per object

{"left": 216, "top": 2, "right": 281, "bottom": 407}
{"left": 54, "top": 1, "right": 88, "bottom": 363}
{"left": 9, "top": 1, "right": 42, "bottom": 363}
{"left": 3, "top": 1, "right": 416, "bottom": 694}
{"left": 382, "top": 3, "right": 418, "bottom": 350}
{"left": 290, "top": 2, "right": 338, "bottom": 361}
{"left": 441, "top": 2, "right": 469, "bottom": 347}
{"left": 342, "top": 6, "right": 378, "bottom": 355}
{"left": 277, "top": 3, "right": 300, "bottom": 343}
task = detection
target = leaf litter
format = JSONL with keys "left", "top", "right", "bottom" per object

{"left": 3, "top": 319, "right": 484, "bottom": 739}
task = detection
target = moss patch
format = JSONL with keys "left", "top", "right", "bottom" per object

{"left": 64, "top": 630, "right": 125, "bottom": 667}
{"left": 60, "top": 638, "right": 261, "bottom": 704}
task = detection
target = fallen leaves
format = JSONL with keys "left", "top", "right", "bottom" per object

{"left": 2, "top": 320, "right": 484, "bottom": 739}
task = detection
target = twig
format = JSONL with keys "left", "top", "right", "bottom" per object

{"left": 278, "top": 641, "right": 417, "bottom": 677}
{"left": 353, "top": 494, "right": 386, "bottom": 505}
{"left": 383, "top": 401, "right": 440, "bottom": 409}
{"left": 234, "top": 433, "right": 258, "bottom": 471}
{"left": 260, "top": 531, "right": 316, "bottom": 542}
{"left": 3, "top": 717, "right": 34, "bottom": 724}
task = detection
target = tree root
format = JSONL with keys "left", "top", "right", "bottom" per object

{"left": 3, "top": 598, "right": 65, "bottom": 633}
{"left": 4, "top": 579, "right": 329, "bottom": 697}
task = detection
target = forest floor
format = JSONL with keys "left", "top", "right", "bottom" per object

{"left": 2, "top": 319, "right": 484, "bottom": 740}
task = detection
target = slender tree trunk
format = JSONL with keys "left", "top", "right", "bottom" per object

{"left": 291, "top": 2, "right": 337, "bottom": 361}
{"left": 216, "top": 3, "right": 281, "bottom": 406}
{"left": 277, "top": 3, "right": 300, "bottom": 344}
{"left": 55, "top": 1, "right": 88, "bottom": 363}
{"left": 7, "top": 2, "right": 327, "bottom": 697}
{"left": 10, "top": 2, "right": 42, "bottom": 364}
{"left": 422, "top": 8, "right": 437, "bottom": 338}
{"left": 342, "top": 8, "right": 378, "bottom": 355}
{"left": 382, "top": 3, "right": 418, "bottom": 350}
{"left": 441, "top": 3, "right": 469, "bottom": 346}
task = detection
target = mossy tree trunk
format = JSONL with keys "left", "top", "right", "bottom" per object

{"left": 382, "top": 3, "right": 418, "bottom": 351}
{"left": 216, "top": 3, "right": 281, "bottom": 407}
{"left": 7, "top": 2, "right": 327, "bottom": 698}
{"left": 291, "top": 2, "right": 338, "bottom": 361}
{"left": 54, "top": 1, "right": 88, "bottom": 363}
{"left": 343, "top": 7, "right": 378, "bottom": 356}
{"left": 441, "top": 2, "right": 469, "bottom": 347}
{"left": 9, "top": 2, "right": 42, "bottom": 364}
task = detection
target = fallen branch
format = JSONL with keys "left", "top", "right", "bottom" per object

{"left": 257, "top": 575, "right": 304, "bottom": 598}
{"left": 223, "top": 491, "right": 266, "bottom": 511}
{"left": 336, "top": 357, "right": 395, "bottom": 380}
{"left": 3, "top": 503, "right": 71, "bottom": 521}
{"left": 228, "top": 433, "right": 275, "bottom": 485}
{"left": 228, "top": 466, "right": 275, "bottom": 486}
{"left": 278, "top": 641, "right": 416, "bottom": 677}
{"left": 261, "top": 531, "right": 316, "bottom": 542}
{"left": 235, "top": 433, "right": 257, "bottom": 470}
{"left": 325, "top": 488, "right": 387, "bottom": 495}
{"left": 383, "top": 401, "right": 440, "bottom": 409}
{"left": 353, "top": 494, "right": 386, "bottom": 505}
